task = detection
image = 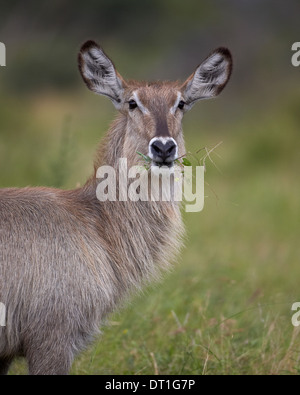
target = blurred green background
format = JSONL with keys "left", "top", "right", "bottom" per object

{"left": 1, "top": 0, "right": 300, "bottom": 375}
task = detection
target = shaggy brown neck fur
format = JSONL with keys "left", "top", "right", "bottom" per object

{"left": 93, "top": 114, "right": 127, "bottom": 172}
{"left": 77, "top": 113, "right": 184, "bottom": 290}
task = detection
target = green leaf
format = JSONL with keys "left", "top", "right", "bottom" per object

{"left": 182, "top": 157, "right": 192, "bottom": 166}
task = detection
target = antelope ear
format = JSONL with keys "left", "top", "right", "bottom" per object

{"left": 182, "top": 47, "right": 232, "bottom": 108}
{"left": 78, "top": 40, "right": 126, "bottom": 109}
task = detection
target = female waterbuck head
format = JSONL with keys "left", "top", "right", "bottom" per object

{"left": 78, "top": 41, "right": 232, "bottom": 169}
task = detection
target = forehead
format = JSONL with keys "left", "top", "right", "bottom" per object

{"left": 128, "top": 81, "right": 181, "bottom": 109}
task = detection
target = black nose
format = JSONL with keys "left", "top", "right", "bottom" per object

{"left": 150, "top": 139, "right": 177, "bottom": 163}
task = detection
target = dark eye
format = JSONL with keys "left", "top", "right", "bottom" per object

{"left": 128, "top": 100, "right": 138, "bottom": 110}
{"left": 178, "top": 100, "right": 185, "bottom": 110}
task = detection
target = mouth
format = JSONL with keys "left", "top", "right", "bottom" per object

{"left": 152, "top": 160, "right": 174, "bottom": 168}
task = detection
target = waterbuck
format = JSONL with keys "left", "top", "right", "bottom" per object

{"left": 0, "top": 41, "right": 232, "bottom": 375}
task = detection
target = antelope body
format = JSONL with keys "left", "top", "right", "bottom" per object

{"left": 0, "top": 41, "right": 232, "bottom": 375}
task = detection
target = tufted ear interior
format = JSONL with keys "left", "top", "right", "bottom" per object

{"left": 182, "top": 47, "right": 232, "bottom": 109}
{"left": 78, "top": 41, "right": 125, "bottom": 109}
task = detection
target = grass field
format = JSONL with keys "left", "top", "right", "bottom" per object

{"left": 1, "top": 87, "right": 300, "bottom": 375}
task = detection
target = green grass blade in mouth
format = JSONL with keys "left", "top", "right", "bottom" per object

{"left": 137, "top": 151, "right": 152, "bottom": 163}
